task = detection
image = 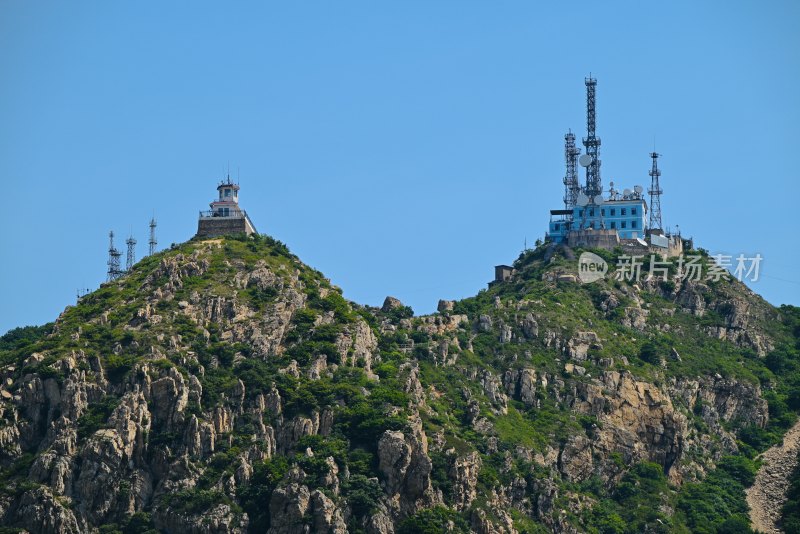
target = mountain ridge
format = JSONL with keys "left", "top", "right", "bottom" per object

{"left": 0, "top": 233, "right": 798, "bottom": 534}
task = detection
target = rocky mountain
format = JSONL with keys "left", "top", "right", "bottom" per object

{"left": 0, "top": 234, "right": 798, "bottom": 533}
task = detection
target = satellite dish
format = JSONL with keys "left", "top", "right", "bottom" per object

{"left": 576, "top": 193, "right": 590, "bottom": 207}
{"left": 623, "top": 188, "right": 632, "bottom": 197}
{"left": 593, "top": 195, "right": 605, "bottom": 205}
{"left": 634, "top": 185, "right": 643, "bottom": 194}
{"left": 578, "top": 154, "right": 592, "bottom": 167}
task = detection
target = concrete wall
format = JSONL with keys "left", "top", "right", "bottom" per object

{"left": 567, "top": 229, "right": 620, "bottom": 249}
{"left": 195, "top": 216, "right": 256, "bottom": 239}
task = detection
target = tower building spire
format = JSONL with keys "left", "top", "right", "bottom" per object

{"left": 648, "top": 151, "right": 663, "bottom": 231}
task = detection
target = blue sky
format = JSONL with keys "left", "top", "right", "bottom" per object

{"left": 1, "top": 1, "right": 798, "bottom": 333}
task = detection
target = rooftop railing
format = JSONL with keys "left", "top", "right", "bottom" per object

{"left": 199, "top": 209, "right": 249, "bottom": 219}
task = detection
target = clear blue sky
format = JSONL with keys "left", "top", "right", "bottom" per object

{"left": 1, "top": 1, "right": 798, "bottom": 334}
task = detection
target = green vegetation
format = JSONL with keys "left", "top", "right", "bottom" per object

{"left": 77, "top": 396, "right": 120, "bottom": 439}
{"left": 397, "top": 506, "right": 469, "bottom": 533}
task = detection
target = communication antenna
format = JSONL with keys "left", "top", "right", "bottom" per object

{"left": 107, "top": 231, "right": 123, "bottom": 281}
{"left": 149, "top": 217, "right": 158, "bottom": 256}
{"left": 582, "top": 75, "right": 602, "bottom": 198}
{"left": 609, "top": 181, "right": 617, "bottom": 200}
{"left": 648, "top": 151, "right": 663, "bottom": 230}
{"left": 125, "top": 235, "right": 137, "bottom": 271}
{"left": 563, "top": 130, "right": 582, "bottom": 209}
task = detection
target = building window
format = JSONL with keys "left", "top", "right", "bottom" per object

{"left": 631, "top": 207, "right": 637, "bottom": 215}
{"left": 621, "top": 208, "right": 627, "bottom": 215}
{"left": 554, "top": 224, "right": 560, "bottom": 231}
{"left": 225, "top": 189, "right": 231, "bottom": 197}
{"left": 589, "top": 222, "right": 595, "bottom": 229}
{"left": 621, "top": 221, "right": 627, "bottom": 228}
{"left": 610, "top": 208, "right": 616, "bottom": 216}
{"left": 579, "top": 209, "right": 584, "bottom": 217}
{"left": 631, "top": 220, "right": 637, "bottom": 228}
{"left": 589, "top": 209, "right": 594, "bottom": 217}
{"left": 601, "top": 209, "right": 606, "bottom": 216}
{"left": 610, "top": 222, "right": 616, "bottom": 229}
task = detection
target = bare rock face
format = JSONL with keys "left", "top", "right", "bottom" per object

{"left": 566, "top": 331, "right": 601, "bottom": 361}
{"left": 567, "top": 371, "right": 688, "bottom": 482}
{"left": 310, "top": 489, "right": 347, "bottom": 534}
{"left": 503, "top": 368, "right": 539, "bottom": 407}
{"left": 477, "top": 314, "right": 494, "bottom": 333}
{"left": 437, "top": 299, "right": 455, "bottom": 313}
{"left": 266, "top": 483, "right": 346, "bottom": 534}
{"left": 12, "top": 486, "right": 81, "bottom": 534}
{"left": 471, "top": 506, "right": 517, "bottom": 534}
{"left": 520, "top": 313, "right": 539, "bottom": 339}
{"left": 267, "top": 482, "right": 310, "bottom": 534}
{"left": 378, "top": 417, "right": 440, "bottom": 518}
{"left": 154, "top": 503, "right": 248, "bottom": 534}
{"left": 450, "top": 451, "right": 481, "bottom": 510}
{"left": 481, "top": 371, "right": 508, "bottom": 415}
{"left": 382, "top": 296, "right": 405, "bottom": 312}
{"left": 149, "top": 367, "right": 189, "bottom": 430}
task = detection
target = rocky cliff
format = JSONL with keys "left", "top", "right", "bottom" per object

{"left": 0, "top": 235, "right": 797, "bottom": 533}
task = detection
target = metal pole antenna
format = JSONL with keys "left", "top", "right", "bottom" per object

{"left": 648, "top": 152, "right": 663, "bottom": 231}
{"left": 107, "top": 231, "right": 123, "bottom": 281}
{"left": 125, "top": 235, "right": 137, "bottom": 271}
{"left": 582, "top": 76, "right": 602, "bottom": 199}
{"left": 563, "top": 130, "right": 581, "bottom": 210}
{"left": 149, "top": 217, "right": 157, "bottom": 256}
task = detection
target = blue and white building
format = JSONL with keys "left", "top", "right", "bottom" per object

{"left": 548, "top": 189, "right": 647, "bottom": 243}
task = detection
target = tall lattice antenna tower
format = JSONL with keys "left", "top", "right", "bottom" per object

{"left": 582, "top": 76, "right": 602, "bottom": 198}
{"left": 648, "top": 151, "right": 663, "bottom": 231}
{"left": 107, "top": 231, "right": 123, "bottom": 282}
{"left": 148, "top": 217, "right": 157, "bottom": 256}
{"left": 125, "top": 235, "right": 137, "bottom": 272}
{"left": 563, "top": 130, "right": 581, "bottom": 209}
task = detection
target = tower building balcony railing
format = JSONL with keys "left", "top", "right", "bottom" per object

{"left": 199, "top": 209, "right": 249, "bottom": 219}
